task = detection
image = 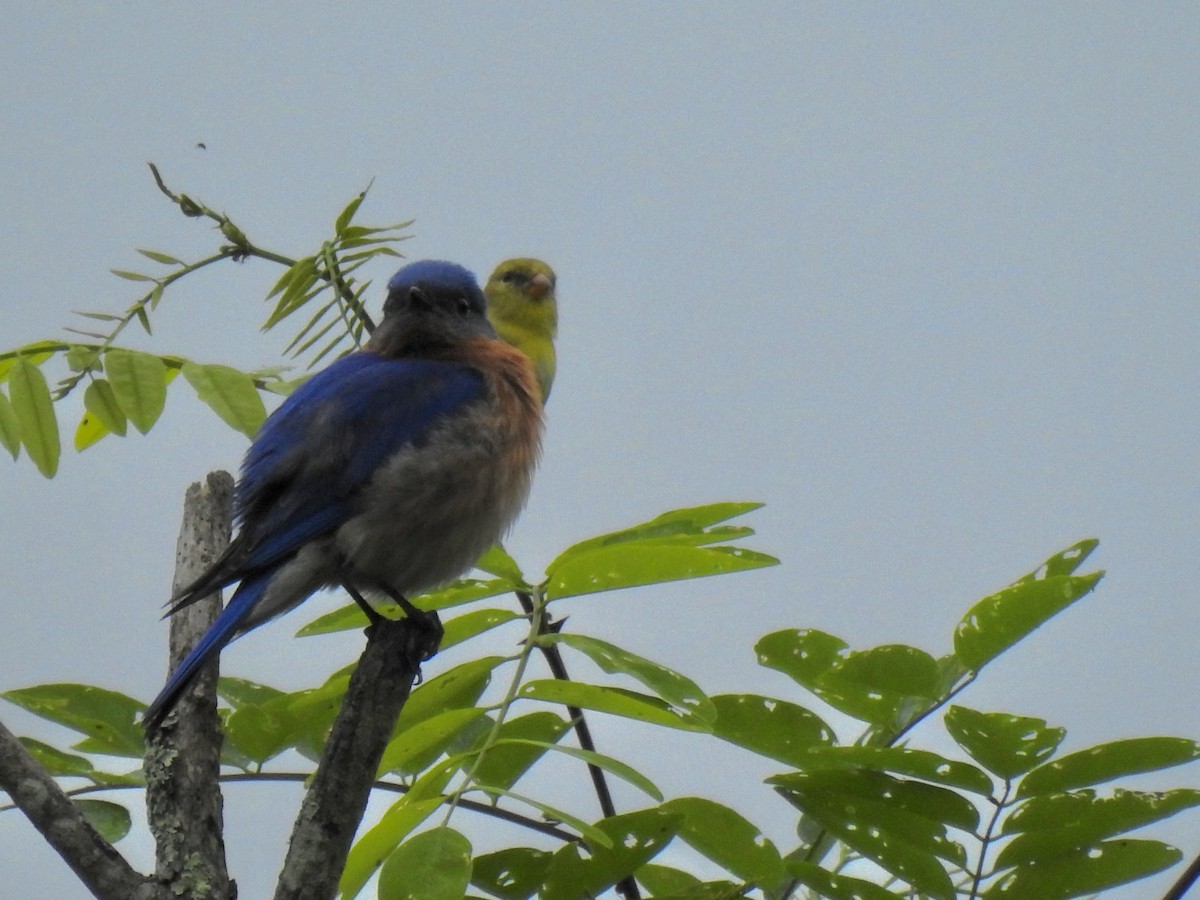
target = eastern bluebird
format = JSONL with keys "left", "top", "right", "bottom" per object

{"left": 143, "top": 260, "right": 543, "bottom": 729}
{"left": 484, "top": 259, "right": 557, "bottom": 403}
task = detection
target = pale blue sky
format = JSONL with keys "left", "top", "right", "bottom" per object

{"left": 1, "top": 5, "right": 1197, "bottom": 897}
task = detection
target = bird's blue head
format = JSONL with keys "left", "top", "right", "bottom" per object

{"left": 387, "top": 261, "right": 484, "bottom": 309}
{"left": 371, "top": 260, "right": 495, "bottom": 355}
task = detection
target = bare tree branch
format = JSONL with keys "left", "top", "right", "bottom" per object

{"left": 143, "top": 471, "right": 235, "bottom": 899}
{"left": 0, "top": 718, "right": 165, "bottom": 899}
{"left": 274, "top": 617, "right": 438, "bottom": 900}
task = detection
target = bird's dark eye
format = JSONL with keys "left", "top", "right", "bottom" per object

{"left": 455, "top": 296, "right": 472, "bottom": 316}
{"left": 501, "top": 271, "right": 523, "bottom": 285}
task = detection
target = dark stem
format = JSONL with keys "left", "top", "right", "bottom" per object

{"left": 968, "top": 783, "right": 1011, "bottom": 900}
{"left": 1162, "top": 850, "right": 1200, "bottom": 900}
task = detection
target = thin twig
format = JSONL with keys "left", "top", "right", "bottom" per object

{"left": 1162, "top": 850, "right": 1200, "bottom": 900}
{"left": 515, "top": 589, "right": 641, "bottom": 900}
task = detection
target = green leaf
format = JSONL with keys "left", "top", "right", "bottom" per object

{"left": 104, "top": 348, "right": 167, "bottom": 434}
{"left": 1018, "top": 737, "right": 1200, "bottom": 797}
{"left": 217, "top": 677, "right": 285, "bottom": 708}
{"left": 548, "top": 502, "right": 765, "bottom": 566}
{"left": 182, "top": 362, "right": 267, "bottom": 437}
{"left": 439, "top": 608, "right": 520, "bottom": 650}
{"left": 264, "top": 256, "right": 320, "bottom": 329}
{"left": 634, "top": 864, "right": 703, "bottom": 897}
{"left": 473, "top": 785, "right": 613, "bottom": 848}
{"left": 817, "top": 643, "right": 943, "bottom": 728}
{"left": 793, "top": 744, "right": 993, "bottom": 794}
{"left": 986, "top": 839, "right": 1181, "bottom": 898}
{"left": 1013, "top": 539, "right": 1100, "bottom": 582}
{"left": 471, "top": 847, "right": 552, "bottom": 900}
{"left": 547, "top": 543, "right": 777, "bottom": 601}
{"left": 378, "top": 707, "right": 486, "bottom": 775}
{"left": 109, "top": 269, "right": 156, "bottom": 282}
{"left": 469, "top": 712, "right": 570, "bottom": 793}
{"left": 65, "top": 345, "right": 102, "bottom": 372}
{"left": 378, "top": 827, "right": 471, "bottom": 900}
{"left": 663, "top": 797, "right": 785, "bottom": 888}
{"left": 0, "top": 390, "right": 21, "bottom": 459}
{"left": 18, "top": 738, "right": 96, "bottom": 778}
{"left": 495, "top": 739, "right": 663, "bottom": 801}
{"left": 74, "top": 410, "right": 111, "bottom": 451}
{"left": 955, "top": 571, "right": 1102, "bottom": 671}
{"left": 518, "top": 680, "right": 712, "bottom": 732}
{"left": 8, "top": 358, "right": 59, "bottom": 477}
{"left": 2, "top": 684, "right": 144, "bottom": 757}
{"left": 136, "top": 247, "right": 184, "bottom": 266}
{"left": 83, "top": 378, "right": 127, "bottom": 436}
{"left": 997, "top": 789, "right": 1200, "bottom": 870}
{"left": 339, "top": 796, "right": 446, "bottom": 899}
{"left": 773, "top": 771, "right": 963, "bottom": 898}
{"left": 545, "top": 633, "right": 716, "bottom": 723}
{"left": 397, "top": 656, "right": 505, "bottom": 729}
{"left": 334, "top": 189, "right": 368, "bottom": 236}
{"left": 761, "top": 630, "right": 962, "bottom": 728}
{"left": 0, "top": 341, "right": 58, "bottom": 379}
{"left": 221, "top": 667, "right": 354, "bottom": 764}
{"left": 784, "top": 860, "right": 901, "bottom": 900}
{"left": 755, "top": 627, "right": 848, "bottom": 686}
{"left": 474, "top": 544, "right": 527, "bottom": 585}
{"left": 944, "top": 706, "right": 1064, "bottom": 779}
{"left": 222, "top": 696, "right": 311, "bottom": 765}
{"left": 710, "top": 694, "right": 835, "bottom": 765}
{"left": 76, "top": 799, "right": 131, "bottom": 843}
{"left": 773, "top": 768, "right": 979, "bottom": 835}
{"left": 541, "top": 808, "right": 682, "bottom": 900}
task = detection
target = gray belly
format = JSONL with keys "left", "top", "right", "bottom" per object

{"left": 333, "top": 420, "right": 531, "bottom": 597}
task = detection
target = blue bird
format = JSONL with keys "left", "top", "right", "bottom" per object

{"left": 143, "top": 260, "right": 543, "bottom": 729}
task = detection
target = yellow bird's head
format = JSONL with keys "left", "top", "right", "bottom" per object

{"left": 484, "top": 258, "right": 558, "bottom": 402}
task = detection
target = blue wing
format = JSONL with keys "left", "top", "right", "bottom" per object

{"left": 144, "top": 352, "right": 483, "bottom": 728}
{"left": 232, "top": 352, "right": 484, "bottom": 572}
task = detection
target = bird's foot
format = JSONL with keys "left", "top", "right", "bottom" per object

{"left": 396, "top": 596, "right": 443, "bottom": 661}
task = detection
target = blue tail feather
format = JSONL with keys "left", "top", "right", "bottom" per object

{"left": 143, "top": 573, "right": 271, "bottom": 729}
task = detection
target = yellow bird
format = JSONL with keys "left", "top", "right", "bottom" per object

{"left": 484, "top": 258, "right": 558, "bottom": 402}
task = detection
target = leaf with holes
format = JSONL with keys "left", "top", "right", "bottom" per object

{"left": 544, "top": 633, "right": 716, "bottom": 723}
{"left": 541, "top": 808, "right": 682, "bottom": 900}
{"left": 663, "top": 797, "right": 786, "bottom": 889}
{"left": 944, "top": 706, "right": 1064, "bottom": 780}
{"left": 988, "top": 839, "right": 1181, "bottom": 898}
{"left": 1018, "top": 737, "right": 1200, "bottom": 798}
{"left": 710, "top": 694, "right": 835, "bottom": 765}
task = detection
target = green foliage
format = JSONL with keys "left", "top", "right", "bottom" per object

{"left": 0, "top": 168, "right": 412, "bottom": 475}
{"left": 5, "top": 517, "right": 1197, "bottom": 898}
{"left": 2, "top": 178, "right": 1196, "bottom": 899}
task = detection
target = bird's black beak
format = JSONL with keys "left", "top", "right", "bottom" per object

{"left": 406, "top": 285, "right": 434, "bottom": 311}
